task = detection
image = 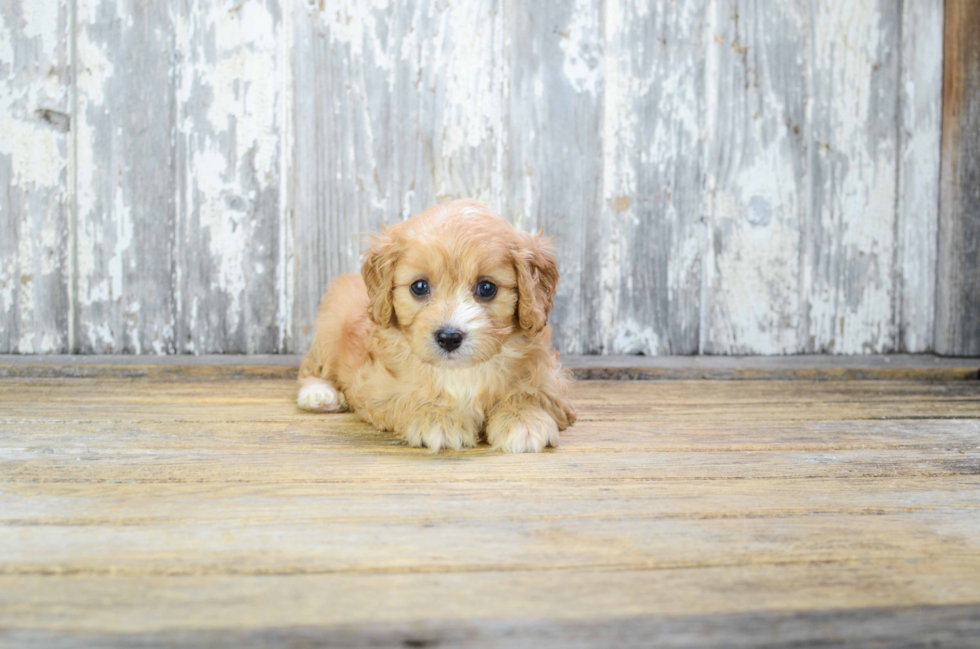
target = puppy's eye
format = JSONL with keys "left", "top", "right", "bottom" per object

{"left": 476, "top": 280, "right": 497, "bottom": 300}
{"left": 410, "top": 280, "right": 430, "bottom": 297}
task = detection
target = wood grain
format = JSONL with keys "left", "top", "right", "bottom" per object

{"left": 0, "top": 372, "right": 979, "bottom": 645}
{"left": 73, "top": 0, "right": 177, "bottom": 353}
{"left": 897, "top": 0, "right": 943, "bottom": 353}
{"left": 936, "top": 0, "right": 980, "bottom": 357}
{"left": 600, "top": 0, "right": 703, "bottom": 355}
{"left": 0, "top": 0, "right": 71, "bottom": 353}
{"left": 807, "top": 1, "right": 899, "bottom": 354}
{"left": 174, "top": 0, "right": 287, "bottom": 354}
{"left": 1, "top": 353, "right": 978, "bottom": 381}
{"left": 0, "top": 1, "right": 963, "bottom": 356}
{"left": 702, "top": 0, "right": 807, "bottom": 354}
{"left": 5, "top": 603, "right": 979, "bottom": 649}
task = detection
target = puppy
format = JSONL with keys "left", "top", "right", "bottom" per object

{"left": 297, "top": 199, "right": 576, "bottom": 453}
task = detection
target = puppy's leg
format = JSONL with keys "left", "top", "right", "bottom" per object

{"left": 402, "top": 409, "right": 480, "bottom": 453}
{"left": 486, "top": 398, "right": 560, "bottom": 453}
{"left": 297, "top": 273, "right": 369, "bottom": 414}
{"left": 297, "top": 376, "right": 349, "bottom": 413}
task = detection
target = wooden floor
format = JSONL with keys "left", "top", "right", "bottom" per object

{"left": 2, "top": 361, "right": 980, "bottom": 647}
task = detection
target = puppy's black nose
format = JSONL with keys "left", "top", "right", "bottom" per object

{"left": 435, "top": 328, "right": 465, "bottom": 352}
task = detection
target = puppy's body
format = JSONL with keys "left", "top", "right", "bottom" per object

{"left": 298, "top": 200, "right": 575, "bottom": 453}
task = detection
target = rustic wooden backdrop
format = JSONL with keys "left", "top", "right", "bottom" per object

{"left": 3, "top": 0, "right": 970, "bottom": 356}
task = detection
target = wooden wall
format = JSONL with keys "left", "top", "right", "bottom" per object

{"left": 0, "top": 0, "right": 954, "bottom": 355}
{"left": 937, "top": 0, "right": 980, "bottom": 357}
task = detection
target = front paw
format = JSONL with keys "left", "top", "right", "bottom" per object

{"left": 487, "top": 407, "right": 560, "bottom": 453}
{"left": 403, "top": 412, "right": 479, "bottom": 453}
{"left": 297, "top": 378, "right": 349, "bottom": 413}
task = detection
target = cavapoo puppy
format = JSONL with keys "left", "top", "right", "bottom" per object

{"left": 297, "top": 199, "right": 576, "bottom": 453}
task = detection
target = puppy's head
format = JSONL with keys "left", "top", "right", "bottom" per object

{"left": 361, "top": 199, "right": 559, "bottom": 366}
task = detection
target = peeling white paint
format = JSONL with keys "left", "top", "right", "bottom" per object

{"left": 320, "top": 0, "right": 391, "bottom": 67}
{"left": 897, "top": 0, "right": 942, "bottom": 353}
{"left": 0, "top": 12, "right": 13, "bottom": 65}
{"left": 15, "top": 209, "right": 36, "bottom": 352}
{"left": 176, "top": 0, "right": 285, "bottom": 353}
{"left": 433, "top": 2, "right": 503, "bottom": 163}
{"left": 599, "top": 0, "right": 628, "bottom": 352}
{"left": 613, "top": 321, "right": 661, "bottom": 357}
{"left": 17, "top": 0, "right": 60, "bottom": 56}
{"left": 0, "top": 0, "right": 949, "bottom": 355}
{"left": 1, "top": 119, "right": 62, "bottom": 188}
{"left": 108, "top": 184, "right": 133, "bottom": 308}
{"left": 276, "top": 0, "right": 295, "bottom": 353}
{"left": 0, "top": 260, "right": 13, "bottom": 332}
{"left": 598, "top": 1, "right": 704, "bottom": 354}
{"left": 559, "top": 0, "right": 602, "bottom": 96}
{"left": 704, "top": 132, "right": 804, "bottom": 354}
{"left": 0, "top": 0, "right": 69, "bottom": 353}
{"left": 73, "top": 22, "right": 113, "bottom": 320}
{"left": 809, "top": 0, "right": 898, "bottom": 353}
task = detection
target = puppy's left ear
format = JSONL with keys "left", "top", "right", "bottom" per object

{"left": 514, "top": 231, "right": 560, "bottom": 336}
{"left": 361, "top": 227, "right": 399, "bottom": 328}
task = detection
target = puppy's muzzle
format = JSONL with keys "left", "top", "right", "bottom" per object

{"left": 435, "top": 328, "right": 465, "bottom": 353}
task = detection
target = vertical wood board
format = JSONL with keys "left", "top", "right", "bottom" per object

{"left": 73, "top": 0, "right": 177, "bottom": 353}
{"left": 0, "top": 0, "right": 957, "bottom": 355}
{"left": 806, "top": 0, "right": 901, "bottom": 354}
{"left": 597, "top": 0, "right": 704, "bottom": 355}
{"left": 936, "top": 0, "right": 980, "bottom": 356}
{"left": 175, "top": 0, "right": 285, "bottom": 354}
{"left": 896, "top": 0, "right": 942, "bottom": 353}
{"left": 0, "top": 0, "right": 71, "bottom": 353}
{"left": 701, "top": 0, "right": 808, "bottom": 354}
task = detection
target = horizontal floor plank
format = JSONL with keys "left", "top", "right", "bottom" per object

{"left": 2, "top": 373, "right": 979, "bottom": 644}
{"left": 3, "top": 477, "right": 979, "bottom": 525}
{"left": 3, "top": 506, "right": 978, "bottom": 577}
{"left": 1, "top": 354, "right": 978, "bottom": 381}
{"left": 6, "top": 604, "right": 980, "bottom": 649}
{"left": 3, "top": 419, "right": 980, "bottom": 455}
{"left": 3, "top": 561, "right": 980, "bottom": 635}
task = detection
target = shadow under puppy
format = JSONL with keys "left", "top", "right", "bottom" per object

{"left": 297, "top": 199, "right": 576, "bottom": 453}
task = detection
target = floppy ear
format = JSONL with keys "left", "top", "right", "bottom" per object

{"left": 361, "top": 228, "right": 400, "bottom": 327}
{"left": 514, "top": 231, "right": 560, "bottom": 336}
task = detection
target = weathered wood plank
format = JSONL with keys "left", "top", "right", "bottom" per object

{"left": 5, "top": 602, "right": 980, "bottom": 649}
{"left": 1, "top": 353, "right": 979, "bottom": 381}
{"left": 6, "top": 444, "right": 978, "bottom": 484}
{"left": 0, "top": 0, "right": 71, "bottom": 353}
{"left": 6, "top": 404, "right": 980, "bottom": 453}
{"left": 600, "top": 0, "right": 704, "bottom": 355}
{"left": 702, "top": 0, "right": 808, "bottom": 354}
{"left": 806, "top": 1, "right": 901, "bottom": 354}
{"left": 1, "top": 374, "right": 979, "bottom": 644}
{"left": 896, "top": 0, "right": 943, "bottom": 353}
{"left": 292, "top": 0, "right": 506, "bottom": 352}
{"left": 0, "top": 1, "right": 956, "bottom": 358}
{"left": 936, "top": 0, "right": 980, "bottom": 357}
{"left": 2, "top": 378, "right": 978, "bottom": 485}
{"left": 175, "top": 0, "right": 286, "bottom": 353}
{"left": 504, "top": 0, "right": 603, "bottom": 354}
{"left": 6, "top": 478, "right": 979, "bottom": 525}
{"left": 5, "top": 504, "right": 979, "bottom": 575}
{"left": 74, "top": 0, "right": 177, "bottom": 353}
{"left": 3, "top": 374, "right": 978, "bottom": 411}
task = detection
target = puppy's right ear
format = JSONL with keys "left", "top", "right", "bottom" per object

{"left": 361, "top": 228, "right": 399, "bottom": 327}
{"left": 514, "top": 230, "right": 560, "bottom": 337}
